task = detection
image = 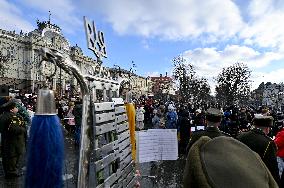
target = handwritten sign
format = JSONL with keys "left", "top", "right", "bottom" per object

{"left": 136, "top": 129, "right": 178, "bottom": 163}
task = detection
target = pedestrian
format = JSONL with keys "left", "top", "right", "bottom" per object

{"left": 193, "top": 109, "right": 205, "bottom": 129}
{"left": 274, "top": 125, "right": 284, "bottom": 186}
{"left": 0, "top": 101, "right": 26, "bottom": 178}
{"left": 56, "top": 101, "right": 64, "bottom": 120}
{"left": 136, "top": 106, "right": 145, "bottom": 130}
{"left": 177, "top": 106, "right": 191, "bottom": 155}
{"left": 237, "top": 115, "right": 281, "bottom": 186}
{"left": 183, "top": 136, "right": 278, "bottom": 188}
{"left": 73, "top": 100, "right": 83, "bottom": 146}
{"left": 152, "top": 109, "right": 165, "bottom": 129}
{"left": 165, "top": 104, "right": 177, "bottom": 129}
{"left": 26, "top": 104, "right": 35, "bottom": 137}
{"left": 186, "top": 108, "right": 230, "bottom": 153}
{"left": 65, "top": 102, "right": 76, "bottom": 133}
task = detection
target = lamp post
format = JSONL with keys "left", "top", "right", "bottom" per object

{"left": 59, "top": 66, "right": 62, "bottom": 98}
{"left": 129, "top": 61, "right": 136, "bottom": 90}
{"left": 146, "top": 76, "right": 150, "bottom": 94}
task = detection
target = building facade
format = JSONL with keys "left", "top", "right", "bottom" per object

{"left": 262, "top": 82, "right": 284, "bottom": 110}
{"left": 109, "top": 68, "right": 152, "bottom": 98}
{"left": 0, "top": 20, "right": 151, "bottom": 98}
{"left": 150, "top": 74, "right": 176, "bottom": 100}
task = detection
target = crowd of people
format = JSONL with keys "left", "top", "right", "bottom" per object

{"left": 2, "top": 91, "right": 284, "bottom": 187}
{"left": 132, "top": 95, "right": 284, "bottom": 187}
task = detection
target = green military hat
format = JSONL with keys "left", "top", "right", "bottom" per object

{"left": 1, "top": 100, "right": 17, "bottom": 111}
{"left": 253, "top": 115, "right": 274, "bottom": 127}
{"left": 206, "top": 108, "right": 222, "bottom": 122}
{"left": 183, "top": 136, "right": 278, "bottom": 188}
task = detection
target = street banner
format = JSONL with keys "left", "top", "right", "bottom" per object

{"left": 136, "top": 129, "right": 178, "bottom": 163}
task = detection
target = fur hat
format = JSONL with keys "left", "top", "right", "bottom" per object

{"left": 0, "top": 96, "right": 10, "bottom": 107}
{"left": 253, "top": 115, "right": 274, "bottom": 127}
{"left": 1, "top": 100, "right": 17, "bottom": 111}
{"left": 206, "top": 108, "right": 222, "bottom": 122}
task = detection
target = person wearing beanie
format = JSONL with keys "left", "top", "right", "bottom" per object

{"left": 186, "top": 108, "right": 230, "bottom": 153}
{"left": 237, "top": 115, "right": 280, "bottom": 186}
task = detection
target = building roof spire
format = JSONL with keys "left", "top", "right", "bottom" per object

{"left": 48, "top": 11, "right": 51, "bottom": 23}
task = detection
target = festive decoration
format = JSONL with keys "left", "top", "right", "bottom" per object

{"left": 25, "top": 88, "right": 64, "bottom": 188}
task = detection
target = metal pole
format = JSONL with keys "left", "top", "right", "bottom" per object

{"left": 60, "top": 66, "right": 62, "bottom": 98}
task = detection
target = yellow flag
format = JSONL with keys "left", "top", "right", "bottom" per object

{"left": 125, "top": 103, "right": 136, "bottom": 160}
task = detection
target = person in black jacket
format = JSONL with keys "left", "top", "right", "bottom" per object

{"left": 237, "top": 115, "right": 280, "bottom": 186}
{"left": 178, "top": 105, "right": 191, "bottom": 155}
{"left": 186, "top": 108, "right": 230, "bottom": 153}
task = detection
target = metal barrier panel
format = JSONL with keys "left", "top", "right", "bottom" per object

{"left": 91, "top": 99, "right": 137, "bottom": 188}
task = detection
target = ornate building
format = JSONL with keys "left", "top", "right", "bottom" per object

{"left": 0, "top": 20, "right": 90, "bottom": 95}
{"left": 262, "top": 82, "right": 284, "bottom": 110}
{"left": 109, "top": 67, "right": 152, "bottom": 98}
{"left": 0, "top": 20, "right": 151, "bottom": 98}
{"left": 150, "top": 74, "right": 176, "bottom": 100}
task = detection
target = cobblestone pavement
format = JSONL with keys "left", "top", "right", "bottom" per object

{"left": 0, "top": 129, "right": 186, "bottom": 188}
{"left": 138, "top": 158, "right": 186, "bottom": 188}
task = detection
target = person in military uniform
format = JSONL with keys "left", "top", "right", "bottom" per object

{"left": 237, "top": 115, "right": 281, "bottom": 186}
{"left": 186, "top": 108, "right": 230, "bottom": 153}
{"left": 0, "top": 101, "right": 26, "bottom": 178}
{"left": 183, "top": 136, "right": 279, "bottom": 188}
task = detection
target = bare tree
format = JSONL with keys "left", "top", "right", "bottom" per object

{"left": 215, "top": 62, "right": 251, "bottom": 107}
{"left": 172, "top": 56, "right": 195, "bottom": 102}
{"left": 172, "top": 55, "right": 211, "bottom": 104}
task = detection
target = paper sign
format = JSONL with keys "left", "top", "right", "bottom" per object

{"left": 191, "top": 126, "right": 205, "bottom": 132}
{"left": 136, "top": 129, "right": 178, "bottom": 163}
{"left": 196, "top": 126, "right": 205, "bottom": 130}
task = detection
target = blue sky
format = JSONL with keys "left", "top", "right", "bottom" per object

{"left": 1, "top": 0, "right": 284, "bottom": 91}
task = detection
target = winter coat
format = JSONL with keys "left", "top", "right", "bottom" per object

{"left": 166, "top": 111, "right": 177, "bottom": 129}
{"left": 0, "top": 112, "right": 26, "bottom": 157}
{"left": 275, "top": 128, "right": 284, "bottom": 158}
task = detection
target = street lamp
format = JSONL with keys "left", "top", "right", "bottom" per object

{"left": 146, "top": 76, "right": 150, "bottom": 94}
{"left": 128, "top": 61, "right": 137, "bottom": 90}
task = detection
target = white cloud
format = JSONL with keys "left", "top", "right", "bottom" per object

{"left": 82, "top": 0, "right": 244, "bottom": 40}
{"left": 23, "top": 0, "right": 81, "bottom": 33}
{"left": 0, "top": 0, "right": 33, "bottom": 32}
{"left": 183, "top": 45, "right": 284, "bottom": 90}
{"left": 252, "top": 69, "right": 284, "bottom": 89}
{"left": 146, "top": 71, "right": 160, "bottom": 77}
{"left": 141, "top": 40, "right": 150, "bottom": 50}
{"left": 240, "top": 0, "right": 284, "bottom": 50}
